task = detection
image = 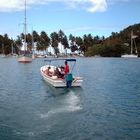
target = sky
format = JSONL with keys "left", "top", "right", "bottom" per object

{"left": 0, "top": 0, "right": 140, "bottom": 39}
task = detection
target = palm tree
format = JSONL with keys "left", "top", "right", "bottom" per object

{"left": 39, "top": 31, "right": 50, "bottom": 54}
{"left": 75, "top": 36, "right": 83, "bottom": 54}
{"left": 32, "top": 30, "right": 40, "bottom": 42}
{"left": 50, "top": 32, "right": 59, "bottom": 56}
{"left": 58, "top": 30, "right": 70, "bottom": 55}
{"left": 84, "top": 34, "right": 94, "bottom": 47}
{"left": 61, "top": 35, "right": 69, "bottom": 56}
{"left": 69, "top": 34, "right": 75, "bottom": 46}
{"left": 58, "top": 30, "right": 65, "bottom": 42}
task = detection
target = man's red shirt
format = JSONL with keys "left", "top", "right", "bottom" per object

{"left": 65, "top": 64, "right": 69, "bottom": 75}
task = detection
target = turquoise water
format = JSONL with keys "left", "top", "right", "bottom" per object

{"left": 0, "top": 57, "right": 140, "bottom": 140}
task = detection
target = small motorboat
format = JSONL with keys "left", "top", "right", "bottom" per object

{"left": 40, "top": 58, "right": 83, "bottom": 88}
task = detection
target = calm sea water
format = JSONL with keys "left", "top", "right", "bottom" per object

{"left": 0, "top": 57, "right": 140, "bottom": 140}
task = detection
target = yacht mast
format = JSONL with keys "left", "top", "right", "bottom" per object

{"left": 18, "top": 0, "right": 32, "bottom": 62}
{"left": 24, "top": 0, "right": 27, "bottom": 54}
{"left": 130, "top": 30, "right": 133, "bottom": 54}
{"left": 131, "top": 30, "right": 138, "bottom": 54}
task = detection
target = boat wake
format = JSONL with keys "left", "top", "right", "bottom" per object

{"left": 40, "top": 90, "right": 82, "bottom": 119}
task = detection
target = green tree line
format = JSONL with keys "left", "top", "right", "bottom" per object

{"left": 0, "top": 23, "right": 140, "bottom": 57}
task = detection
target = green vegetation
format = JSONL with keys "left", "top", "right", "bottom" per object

{"left": 0, "top": 23, "right": 140, "bottom": 57}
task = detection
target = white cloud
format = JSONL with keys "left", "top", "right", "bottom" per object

{"left": 0, "top": 0, "right": 131, "bottom": 13}
{"left": 0, "top": 0, "right": 46, "bottom": 12}
{"left": 0, "top": 0, "right": 108, "bottom": 12}
{"left": 0, "top": 0, "right": 24, "bottom": 12}
{"left": 88, "top": 0, "right": 107, "bottom": 12}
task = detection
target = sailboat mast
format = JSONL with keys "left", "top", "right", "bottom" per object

{"left": 130, "top": 30, "right": 133, "bottom": 54}
{"left": 131, "top": 30, "right": 138, "bottom": 54}
{"left": 11, "top": 42, "right": 13, "bottom": 55}
{"left": 32, "top": 27, "right": 34, "bottom": 53}
{"left": 24, "top": 0, "right": 27, "bottom": 53}
{"left": 18, "top": 0, "right": 32, "bottom": 63}
{"left": 134, "top": 37, "right": 138, "bottom": 54}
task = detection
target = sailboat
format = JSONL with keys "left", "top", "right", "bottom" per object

{"left": 18, "top": 0, "right": 32, "bottom": 63}
{"left": 121, "top": 30, "right": 138, "bottom": 58}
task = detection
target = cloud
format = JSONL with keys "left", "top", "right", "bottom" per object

{"left": 0, "top": 0, "right": 24, "bottom": 12}
{"left": 0, "top": 0, "right": 130, "bottom": 13}
{"left": 0, "top": 0, "right": 108, "bottom": 12}
{"left": 0, "top": 0, "right": 46, "bottom": 12}
{"left": 0, "top": 0, "right": 133, "bottom": 13}
{"left": 88, "top": 0, "right": 107, "bottom": 12}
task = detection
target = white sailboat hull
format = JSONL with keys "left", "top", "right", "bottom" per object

{"left": 121, "top": 54, "right": 138, "bottom": 58}
{"left": 18, "top": 56, "right": 32, "bottom": 63}
{"left": 40, "top": 65, "right": 83, "bottom": 87}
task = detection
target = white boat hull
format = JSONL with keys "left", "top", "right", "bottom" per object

{"left": 18, "top": 56, "right": 32, "bottom": 63}
{"left": 40, "top": 65, "right": 83, "bottom": 87}
{"left": 121, "top": 54, "right": 138, "bottom": 58}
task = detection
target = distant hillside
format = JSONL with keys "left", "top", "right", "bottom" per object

{"left": 86, "top": 23, "right": 140, "bottom": 57}
{"left": 107, "top": 23, "right": 140, "bottom": 46}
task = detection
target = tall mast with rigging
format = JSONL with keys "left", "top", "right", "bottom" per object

{"left": 24, "top": 0, "right": 27, "bottom": 54}
{"left": 18, "top": 0, "right": 32, "bottom": 63}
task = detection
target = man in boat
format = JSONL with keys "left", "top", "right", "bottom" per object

{"left": 64, "top": 61, "right": 73, "bottom": 88}
{"left": 64, "top": 60, "right": 69, "bottom": 75}
{"left": 59, "top": 66, "right": 65, "bottom": 77}
{"left": 44, "top": 67, "right": 53, "bottom": 76}
{"left": 53, "top": 67, "right": 64, "bottom": 78}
